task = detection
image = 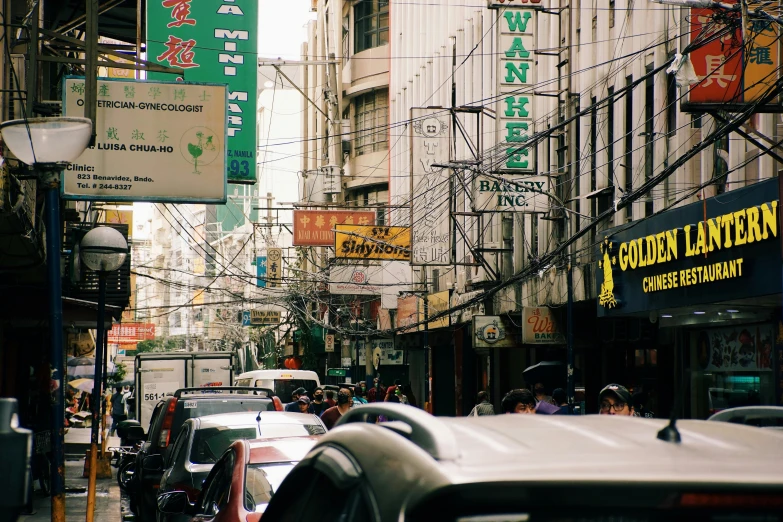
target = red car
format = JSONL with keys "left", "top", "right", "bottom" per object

{"left": 157, "top": 436, "right": 318, "bottom": 522}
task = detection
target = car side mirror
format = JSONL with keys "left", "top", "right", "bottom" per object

{"left": 157, "top": 491, "right": 191, "bottom": 515}
{"left": 143, "top": 454, "right": 163, "bottom": 471}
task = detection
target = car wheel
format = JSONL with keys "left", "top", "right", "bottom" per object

{"left": 118, "top": 459, "right": 135, "bottom": 491}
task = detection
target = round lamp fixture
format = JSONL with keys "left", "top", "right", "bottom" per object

{"left": 0, "top": 117, "right": 92, "bottom": 167}
{"left": 80, "top": 226, "right": 128, "bottom": 273}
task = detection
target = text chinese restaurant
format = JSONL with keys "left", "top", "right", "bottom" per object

{"left": 596, "top": 178, "right": 783, "bottom": 418}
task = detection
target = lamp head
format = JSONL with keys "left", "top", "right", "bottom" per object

{"left": 0, "top": 117, "right": 92, "bottom": 168}
{"left": 80, "top": 226, "right": 128, "bottom": 273}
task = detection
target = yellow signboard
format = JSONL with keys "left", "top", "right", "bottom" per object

{"left": 419, "top": 290, "right": 450, "bottom": 330}
{"left": 250, "top": 310, "right": 281, "bottom": 325}
{"left": 744, "top": 4, "right": 780, "bottom": 101}
{"left": 334, "top": 225, "right": 411, "bottom": 261}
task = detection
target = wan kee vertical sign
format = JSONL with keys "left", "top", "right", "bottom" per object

{"left": 147, "top": 0, "right": 258, "bottom": 184}
{"left": 410, "top": 108, "right": 452, "bottom": 266}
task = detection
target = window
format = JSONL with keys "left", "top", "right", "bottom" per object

{"left": 354, "top": 90, "right": 388, "bottom": 156}
{"left": 354, "top": 0, "right": 389, "bottom": 54}
{"left": 200, "top": 451, "right": 235, "bottom": 516}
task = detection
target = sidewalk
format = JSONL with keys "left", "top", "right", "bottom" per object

{"left": 20, "top": 428, "right": 127, "bottom": 522}
{"left": 19, "top": 458, "right": 124, "bottom": 522}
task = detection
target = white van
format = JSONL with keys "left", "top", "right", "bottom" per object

{"left": 235, "top": 370, "right": 321, "bottom": 402}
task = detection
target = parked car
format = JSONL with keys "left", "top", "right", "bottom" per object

{"left": 708, "top": 405, "right": 783, "bottom": 429}
{"left": 131, "top": 387, "right": 283, "bottom": 521}
{"left": 157, "top": 411, "right": 325, "bottom": 521}
{"left": 235, "top": 370, "right": 320, "bottom": 402}
{"left": 257, "top": 403, "right": 783, "bottom": 522}
{"left": 157, "top": 436, "right": 319, "bottom": 522}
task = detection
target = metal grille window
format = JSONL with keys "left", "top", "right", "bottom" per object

{"left": 354, "top": 90, "right": 388, "bottom": 156}
{"left": 354, "top": 0, "right": 389, "bottom": 54}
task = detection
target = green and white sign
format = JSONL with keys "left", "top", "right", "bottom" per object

{"left": 62, "top": 77, "right": 227, "bottom": 202}
{"left": 146, "top": 0, "right": 258, "bottom": 184}
{"left": 496, "top": 8, "right": 536, "bottom": 173}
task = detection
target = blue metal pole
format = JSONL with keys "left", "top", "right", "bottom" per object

{"left": 44, "top": 184, "right": 65, "bottom": 520}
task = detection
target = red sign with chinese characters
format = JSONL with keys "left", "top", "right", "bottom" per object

{"left": 293, "top": 210, "right": 376, "bottom": 246}
{"left": 107, "top": 323, "right": 156, "bottom": 345}
{"left": 689, "top": 3, "right": 744, "bottom": 104}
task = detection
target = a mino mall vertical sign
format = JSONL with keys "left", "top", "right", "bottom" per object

{"left": 147, "top": 0, "right": 258, "bottom": 184}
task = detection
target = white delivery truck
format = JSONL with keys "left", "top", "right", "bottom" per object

{"left": 134, "top": 351, "right": 235, "bottom": 430}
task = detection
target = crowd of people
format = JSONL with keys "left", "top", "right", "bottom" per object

{"left": 468, "top": 382, "right": 655, "bottom": 418}
{"left": 286, "top": 378, "right": 416, "bottom": 430}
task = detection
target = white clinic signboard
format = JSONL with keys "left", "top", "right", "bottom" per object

{"left": 62, "top": 77, "right": 227, "bottom": 202}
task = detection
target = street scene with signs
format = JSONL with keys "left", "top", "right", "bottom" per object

{"left": 3, "top": 1, "right": 783, "bottom": 522}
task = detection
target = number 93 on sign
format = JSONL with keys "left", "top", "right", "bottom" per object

{"left": 228, "top": 159, "right": 250, "bottom": 177}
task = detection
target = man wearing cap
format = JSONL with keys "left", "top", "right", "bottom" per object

{"left": 285, "top": 387, "right": 308, "bottom": 412}
{"left": 599, "top": 384, "right": 634, "bottom": 416}
{"left": 296, "top": 395, "right": 314, "bottom": 414}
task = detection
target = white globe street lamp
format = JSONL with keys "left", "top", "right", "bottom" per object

{"left": 0, "top": 116, "right": 92, "bottom": 511}
{"left": 79, "top": 226, "right": 128, "bottom": 514}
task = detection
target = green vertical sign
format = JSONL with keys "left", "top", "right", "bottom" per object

{"left": 146, "top": 0, "right": 257, "bottom": 184}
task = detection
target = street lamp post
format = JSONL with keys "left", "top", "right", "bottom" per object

{"left": 0, "top": 117, "right": 92, "bottom": 522}
{"left": 79, "top": 226, "right": 128, "bottom": 522}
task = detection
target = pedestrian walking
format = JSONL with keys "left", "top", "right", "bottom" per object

{"left": 284, "top": 387, "right": 308, "bottom": 412}
{"left": 324, "top": 389, "right": 336, "bottom": 407}
{"left": 552, "top": 388, "right": 570, "bottom": 415}
{"left": 599, "top": 384, "right": 634, "bottom": 416}
{"left": 353, "top": 385, "right": 368, "bottom": 405}
{"left": 320, "top": 387, "right": 353, "bottom": 430}
{"left": 296, "top": 395, "right": 313, "bottom": 414}
{"left": 109, "top": 386, "right": 127, "bottom": 435}
{"left": 468, "top": 391, "right": 495, "bottom": 416}
{"left": 533, "top": 382, "right": 554, "bottom": 405}
{"left": 501, "top": 389, "right": 537, "bottom": 414}
{"left": 311, "top": 387, "right": 329, "bottom": 416}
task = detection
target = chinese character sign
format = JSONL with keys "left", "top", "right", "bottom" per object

{"left": 744, "top": 11, "right": 780, "bottom": 102}
{"left": 410, "top": 107, "right": 452, "bottom": 266}
{"left": 256, "top": 255, "right": 267, "bottom": 288}
{"left": 496, "top": 8, "right": 536, "bottom": 173}
{"left": 147, "top": 0, "right": 258, "bottom": 184}
{"left": 293, "top": 210, "right": 376, "bottom": 246}
{"left": 62, "top": 78, "right": 227, "bottom": 202}
{"left": 266, "top": 248, "right": 282, "bottom": 287}
{"left": 688, "top": 4, "right": 745, "bottom": 104}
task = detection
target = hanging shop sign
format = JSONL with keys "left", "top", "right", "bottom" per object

{"left": 397, "top": 295, "right": 419, "bottom": 333}
{"left": 522, "top": 307, "right": 564, "bottom": 344}
{"left": 419, "top": 291, "right": 450, "bottom": 331}
{"left": 685, "top": 2, "right": 781, "bottom": 111}
{"left": 410, "top": 107, "right": 452, "bottom": 266}
{"left": 473, "top": 315, "right": 517, "bottom": 349}
{"left": 248, "top": 310, "right": 281, "bottom": 325}
{"left": 266, "top": 248, "right": 282, "bottom": 287}
{"left": 146, "top": 0, "right": 258, "bottom": 183}
{"left": 256, "top": 256, "right": 267, "bottom": 288}
{"left": 597, "top": 178, "right": 781, "bottom": 317}
{"left": 329, "top": 264, "right": 385, "bottom": 295}
{"left": 293, "top": 210, "right": 376, "bottom": 246}
{"left": 325, "top": 334, "right": 335, "bottom": 353}
{"left": 357, "top": 340, "right": 404, "bottom": 366}
{"left": 334, "top": 225, "right": 411, "bottom": 261}
{"left": 450, "top": 290, "right": 485, "bottom": 324}
{"left": 62, "top": 77, "right": 227, "bottom": 202}
{"left": 694, "top": 324, "right": 774, "bottom": 372}
{"left": 494, "top": 7, "right": 536, "bottom": 173}
{"left": 475, "top": 175, "right": 550, "bottom": 213}
{"left": 107, "top": 323, "right": 156, "bottom": 344}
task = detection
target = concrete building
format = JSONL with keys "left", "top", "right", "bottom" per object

{"left": 302, "top": 0, "right": 783, "bottom": 416}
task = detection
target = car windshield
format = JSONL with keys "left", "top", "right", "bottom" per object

{"left": 190, "top": 424, "right": 324, "bottom": 464}
{"left": 244, "top": 462, "right": 297, "bottom": 513}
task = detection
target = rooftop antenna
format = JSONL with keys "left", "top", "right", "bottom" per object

{"left": 256, "top": 411, "right": 263, "bottom": 437}
{"left": 657, "top": 393, "right": 682, "bottom": 443}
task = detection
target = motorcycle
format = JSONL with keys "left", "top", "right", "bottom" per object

{"left": 111, "top": 420, "right": 146, "bottom": 492}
